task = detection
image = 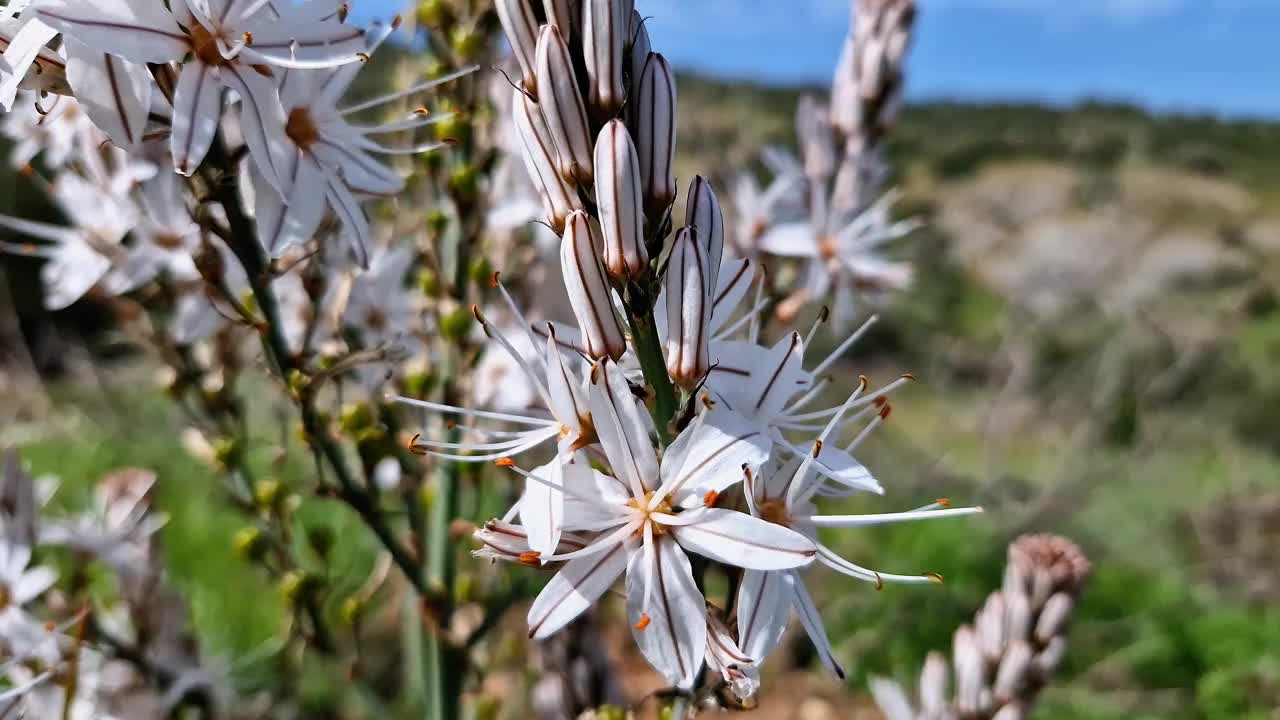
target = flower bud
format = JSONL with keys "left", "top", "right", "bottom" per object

{"left": 593, "top": 120, "right": 647, "bottom": 280}
{"left": 796, "top": 95, "right": 836, "bottom": 181}
{"left": 626, "top": 9, "right": 650, "bottom": 98}
{"left": 831, "top": 34, "right": 858, "bottom": 136}
{"left": 684, "top": 176, "right": 724, "bottom": 291}
{"left": 541, "top": 0, "right": 576, "bottom": 36}
{"left": 535, "top": 25, "right": 594, "bottom": 184}
{"left": 663, "top": 227, "right": 712, "bottom": 388}
{"left": 583, "top": 0, "right": 628, "bottom": 117}
{"left": 635, "top": 52, "right": 676, "bottom": 216}
{"left": 561, "top": 211, "right": 627, "bottom": 360}
{"left": 494, "top": 0, "right": 540, "bottom": 96}
{"left": 993, "top": 639, "right": 1034, "bottom": 703}
{"left": 512, "top": 88, "right": 581, "bottom": 232}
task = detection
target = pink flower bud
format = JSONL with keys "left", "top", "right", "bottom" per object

{"left": 535, "top": 25, "right": 594, "bottom": 184}
{"left": 561, "top": 211, "right": 627, "bottom": 360}
{"left": 593, "top": 120, "right": 647, "bottom": 280}
{"left": 635, "top": 52, "right": 676, "bottom": 216}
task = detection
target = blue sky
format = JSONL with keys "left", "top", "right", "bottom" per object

{"left": 358, "top": 0, "right": 1278, "bottom": 118}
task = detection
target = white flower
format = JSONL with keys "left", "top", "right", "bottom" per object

{"left": 1, "top": 91, "right": 94, "bottom": 168}
{"left": 254, "top": 24, "right": 475, "bottom": 266}
{"left": 0, "top": 167, "right": 140, "bottom": 309}
{"left": 705, "top": 608, "right": 760, "bottom": 707}
{"left": 35, "top": 0, "right": 367, "bottom": 178}
{"left": 735, "top": 391, "right": 981, "bottom": 677}
{"left": 705, "top": 316, "right": 913, "bottom": 496}
{"left": 343, "top": 245, "right": 414, "bottom": 346}
{"left": 516, "top": 360, "right": 813, "bottom": 689}
{"left": 398, "top": 284, "right": 596, "bottom": 554}
{"left": 0, "top": 2, "right": 66, "bottom": 111}
{"left": 0, "top": 542, "right": 55, "bottom": 621}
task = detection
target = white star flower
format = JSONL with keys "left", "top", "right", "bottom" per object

{"left": 514, "top": 360, "right": 814, "bottom": 689}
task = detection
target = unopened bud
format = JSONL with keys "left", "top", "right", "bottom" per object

{"left": 796, "top": 96, "right": 836, "bottom": 181}
{"left": 583, "top": 0, "right": 628, "bottom": 117}
{"left": 535, "top": 25, "right": 594, "bottom": 184}
{"left": 512, "top": 88, "right": 581, "bottom": 232}
{"left": 494, "top": 0, "right": 539, "bottom": 95}
{"left": 233, "top": 526, "right": 268, "bottom": 561}
{"left": 1034, "top": 592, "right": 1074, "bottom": 644}
{"left": 663, "top": 227, "right": 712, "bottom": 389}
{"left": 919, "top": 651, "right": 949, "bottom": 713}
{"left": 634, "top": 52, "right": 676, "bottom": 216}
{"left": 593, "top": 120, "right": 647, "bottom": 279}
{"left": 626, "top": 10, "right": 650, "bottom": 101}
{"left": 541, "top": 0, "right": 576, "bottom": 36}
{"left": 684, "top": 176, "right": 724, "bottom": 291}
{"left": 993, "top": 639, "right": 1034, "bottom": 703}
{"left": 561, "top": 211, "right": 627, "bottom": 360}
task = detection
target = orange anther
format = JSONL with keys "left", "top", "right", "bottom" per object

{"left": 936, "top": 498, "right": 951, "bottom": 507}
{"left": 518, "top": 551, "right": 540, "bottom": 564}
{"left": 879, "top": 403, "right": 892, "bottom": 420}
{"left": 703, "top": 490, "right": 718, "bottom": 507}
{"left": 495, "top": 458, "right": 515, "bottom": 467}
{"left": 634, "top": 613, "right": 652, "bottom": 631}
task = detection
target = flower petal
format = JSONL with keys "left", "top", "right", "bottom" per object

{"left": 625, "top": 535, "right": 706, "bottom": 690}
{"left": 63, "top": 41, "right": 151, "bottom": 149}
{"left": 735, "top": 568, "right": 793, "bottom": 663}
{"left": 527, "top": 538, "right": 628, "bottom": 639}
{"left": 171, "top": 61, "right": 222, "bottom": 176}
{"left": 671, "top": 508, "right": 815, "bottom": 570}
{"left": 588, "top": 359, "right": 658, "bottom": 497}
{"left": 520, "top": 458, "right": 566, "bottom": 556}
{"left": 792, "top": 569, "right": 846, "bottom": 678}
{"left": 34, "top": 0, "right": 188, "bottom": 64}
{"left": 657, "top": 408, "right": 770, "bottom": 508}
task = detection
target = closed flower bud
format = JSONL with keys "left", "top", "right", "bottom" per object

{"left": 593, "top": 120, "right": 648, "bottom": 279}
{"left": 919, "top": 651, "right": 950, "bottom": 713}
{"left": 684, "top": 176, "right": 724, "bottom": 290}
{"left": 635, "top": 52, "right": 676, "bottom": 216}
{"left": 626, "top": 9, "right": 650, "bottom": 98}
{"left": 1032, "top": 635, "right": 1068, "bottom": 676}
{"left": 830, "top": 34, "right": 858, "bottom": 136}
{"left": 583, "top": 0, "right": 628, "bottom": 117}
{"left": 993, "top": 639, "right": 1034, "bottom": 703}
{"left": 1034, "top": 592, "right": 1074, "bottom": 644}
{"left": 542, "top": 0, "right": 576, "bottom": 36}
{"left": 561, "top": 211, "right": 627, "bottom": 360}
{"left": 494, "top": 0, "right": 540, "bottom": 96}
{"left": 535, "top": 25, "right": 595, "bottom": 184}
{"left": 796, "top": 95, "right": 837, "bottom": 181}
{"left": 512, "top": 88, "right": 582, "bottom": 232}
{"left": 664, "top": 227, "right": 712, "bottom": 388}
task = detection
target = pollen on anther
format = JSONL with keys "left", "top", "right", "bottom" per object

{"left": 879, "top": 403, "right": 893, "bottom": 420}
{"left": 873, "top": 396, "right": 887, "bottom": 408}
{"left": 490, "top": 271, "right": 501, "bottom": 288}
{"left": 471, "top": 304, "right": 486, "bottom": 323}
{"left": 927, "top": 572, "right": 945, "bottom": 584}
{"left": 357, "top": 51, "right": 371, "bottom": 62}
{"left": 812, "top": 439, "right": 824, "bottom": 458}
{"left": 901, "top": 372, "right": 916, "bottom": 381}
{"left": 634, "top": 613, "right": 652, "bottom": 631}
{"left": 391, "top": 14, "right": 403, "bottom": 29}
{"left": 413, "top": 106, "right": 430, "bottom": 116}
{"left": 495, "top": 458, "right": 515, "bottom": 467}
{"left": 242, "top": 31, "right": 254, "bottom": 45}
{"left": 857, "top": 374, "right": 870, "bottom": 390}
{"left": 703, "top": 490, "right": 719, "bottom": 507}
{"left": 874, "top": 574, "right": 884, "bottom": 591}
{"left": 936, "top": 498, "right": 951, "bottom": 507}
{"left": 518, "top": 551, "right": 540, "bottom": 565}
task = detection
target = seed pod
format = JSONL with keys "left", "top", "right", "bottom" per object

{"left": 664, "top": 227, "right": 712, "bottom": 388}
{"left": 494, "top": 0, "right": 539, "bottom": 96}
{"left": 635, "top": 52, "right": 676, "bottom": 216}
{"left": 593, "top": 120, "right": 647, "bottom": 280}
{"left": 512, "top": 88, "right": 582, "bottom": 233}
{"left": 535, "top": 24, "right": 594, "bottom": 184}
{"left": 683, "top": 176, "right": 724, "bottom": 291}
{"left": 561, "top": 211, "right": 627, "bottom": 360}
{"left": 583, "top": 0, "right": 627, "bottom": 117}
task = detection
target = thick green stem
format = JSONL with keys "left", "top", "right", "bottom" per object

{"left": 627, "top": 306, "right": 678, "bottom": 443}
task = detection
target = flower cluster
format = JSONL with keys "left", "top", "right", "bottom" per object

{"left": 0, "top": 452, "right": 217, "bottom": 717}
{"left": 395, "top": 0, "right": 980, "bottom": 700}
{"left": 731, "top": 0, "right": 920, "bottom": 328}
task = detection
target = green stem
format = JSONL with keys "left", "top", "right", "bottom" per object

{"left": 627, "top": 306, "right": 677, "bottom": 443}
